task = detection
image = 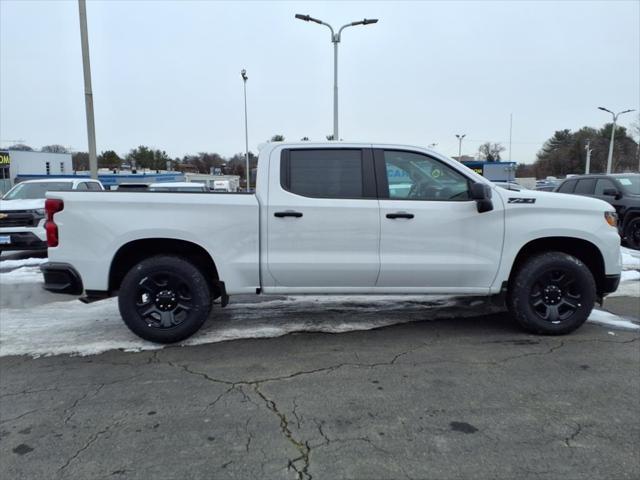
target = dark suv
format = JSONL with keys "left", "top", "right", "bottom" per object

{"left": 555, "top": 173, "right": 640, "bottom": 249}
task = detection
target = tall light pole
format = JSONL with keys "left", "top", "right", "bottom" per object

{"left": 585, "top": 139, "right": 593, "bottom": 174}
{"left": 295, "top": 14, "right": 378, "bottom": 141}
{"left": 598, "top": 107, "right": 635, "bottom": 174}
{"left": 241, "top": 69, "right": 250, "bottom": 191}
{"left": 455, "top": 134, "right": 466, "bottom": 161}
{"left": 78, "top": 0, "right": 97, "bottom": 179}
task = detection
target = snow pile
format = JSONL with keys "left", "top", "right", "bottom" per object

{"left": 588, "top": 309, "right": 640, "bottom": 331}
{"left": 621, "top": 247, "right": 640, "bottom": 270}
{"left": 0, "top": 266, "right": 43, "bottom": 284}
{"left": 0, "top": 256, "right": 47, "bottom": 270}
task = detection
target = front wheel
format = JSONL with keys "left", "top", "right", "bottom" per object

{"left": 507, "top": 252, "right": 596, "bottom": 335}
{"left": 624, "top": 217, "right": 640, "bottom": 250}
{"left": 118, "top": 255, "right": 212, "bottom": 343}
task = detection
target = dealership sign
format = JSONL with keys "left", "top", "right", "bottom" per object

{"left": 0, "top": 151, "right": 9, "bottom": 166}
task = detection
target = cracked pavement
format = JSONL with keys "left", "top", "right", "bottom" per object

{"left": 1, "top": 311, "right": 639, "bottom": 480}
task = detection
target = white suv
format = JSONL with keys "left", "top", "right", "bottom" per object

{"left": 0, "top": 178, "right": 104, "bottom": 252}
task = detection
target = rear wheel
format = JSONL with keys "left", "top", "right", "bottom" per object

{"left": 118, "top": 255, "right": 212, "bottom": 343}
{"left": 507, "top": 252, "right": 596, "bottom": 335}
{"left": 624, "top": 217, "right": 640, "bottom": 250}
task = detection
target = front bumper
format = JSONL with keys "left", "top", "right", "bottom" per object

{"left": 0, "top": 231, "right": 47, "bottom": 251}
{"left": 602, "top": 274, "right": 621, "bottom": 297}
{"left": 41, "top": 262, "right": 84, "bottom": 295}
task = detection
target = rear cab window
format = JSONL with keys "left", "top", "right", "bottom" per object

{"left": 280, "top": 149, "right": 375, "bottom": 199}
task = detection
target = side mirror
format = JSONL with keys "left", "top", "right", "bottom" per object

{"left": 470, "top": 183, "right": 493, "bottom": 213}
{"left": 602, "top": 188, "right": 620, "bottom": 199}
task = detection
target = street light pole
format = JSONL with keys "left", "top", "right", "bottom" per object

{"left": 78, "top": 0, "right": 98, "bottom": 179}
{"left": 295, "top": 14, "right": 378, "bottom": 140}
{"left": 241, "top": 69, "right": 250, "bottom": 192}
{"left": 455, "top": 134, "right": 466, "bottom": 161}
{"left": 598, "top": 107, "right": 635, "bottom": 174}
{"left": 585, "top": 139, "right": 592, "bottom": 174}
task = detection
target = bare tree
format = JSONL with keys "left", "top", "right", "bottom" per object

{"left": 41, "top": 144, "right": 68, "bottom": 153}
{"left": 7, "top": 144, "right": 33, "bottom": 151}
{"left": 477, "top": 142, "right": 506, "bottom": 162}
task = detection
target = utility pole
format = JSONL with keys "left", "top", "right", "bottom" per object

{"left": 241, "top": 69, "right": 250, "bottom": 192}
{"left": 598, "top": 107, "right": 634, "bottom": 174}
{"left": 585, "top": 139, "right": 592, "bottom": 174}
{"left": 295, "top": 14, "right": 378, "bottom": 140}
{"left": 455, "top": 134, "right": 466, "bottom": 161}
{"left": 78, "top": 0, "right": 97, "bottom": 179}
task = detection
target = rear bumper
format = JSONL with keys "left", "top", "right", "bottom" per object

{"left": 602, "top": 274, "right": 621, "bottom": 296}
{"left": 41, "top": 262, "right": 84, "bottom": 295}
{"left": 0, "top": 232, "right": 47, "bottom": 251}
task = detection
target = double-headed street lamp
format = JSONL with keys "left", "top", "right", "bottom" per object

{"left": 455, "top": 134, "right": 466, "bottom": 161}
{"left": 598, "top": 106, "right": 635, "bottom": 174}
{"left": 295, "top": 14, "right": 378, "bottom": 141}
{"left": 241, "top": 69, "right": 249, "bottom": 191}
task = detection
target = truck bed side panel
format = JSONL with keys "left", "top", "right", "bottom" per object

{"left": 46, "top": 192, "right": 260, "bottom": 294}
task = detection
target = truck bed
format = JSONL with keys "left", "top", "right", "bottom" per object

{"left": 47, "top": 191, "right": 260, "bottom": 294}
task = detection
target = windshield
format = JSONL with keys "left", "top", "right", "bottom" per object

{"left": 616, "top": 176, "right": 640, "bottom": 195}
{"left": 2, "top": 182, "right": 73, "bottom": 200}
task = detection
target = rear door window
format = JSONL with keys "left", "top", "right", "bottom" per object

{"left": 558, "top": 180, "right": 577, "bottom": 193}
{"left": 574, "top": 178, "right": 596, "bottom": 194}
{"left": 282, "top": 149, "right": 367, "bottom": 198}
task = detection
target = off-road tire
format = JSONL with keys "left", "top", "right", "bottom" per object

{"left": 507, "top": 251, "right": 596, "bottom": 335}
{"left": 118, "top": 255, "right": 211, "bottom": 343}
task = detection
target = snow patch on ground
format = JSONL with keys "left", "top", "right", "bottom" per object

{"left": 0, "top": 266, "right": 43, "bottom": 284}
{"left": 622, "top": 247, "right": 640, "bottom": 269}
{"left": 0, "top": 295, "right": 491, "bottom": 358}
{"left": 0, "top": 256, "right": 47, "bottom": 270}
{"left": 588, "top": 309, "right": 640, "bottom": 331}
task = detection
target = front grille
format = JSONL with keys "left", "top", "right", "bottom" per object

{"left": 0, "top": 212, "right": 40, "bottom": 228}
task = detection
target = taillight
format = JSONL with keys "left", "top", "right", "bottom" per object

{"left": 45, "top": 198, "right": 64, "bottom": 247}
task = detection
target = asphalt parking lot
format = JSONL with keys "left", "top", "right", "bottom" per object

{"left": 1, "top": 306, "right": 639, "bottom": 480}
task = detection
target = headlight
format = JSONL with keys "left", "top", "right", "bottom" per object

{"left": 604, "top": 211, "right": 618, "bottom": 228}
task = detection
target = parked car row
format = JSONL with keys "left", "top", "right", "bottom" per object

{"left": 0, "top": 178, "right": 104, "bottom": 252}
{"left": 0, "top": 179, "right": 217, "bottom": 252}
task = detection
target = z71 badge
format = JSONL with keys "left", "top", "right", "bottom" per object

{"left": 508, "top": 198, "right": 536, "bottom": 204}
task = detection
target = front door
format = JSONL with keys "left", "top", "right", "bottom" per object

{"left": 375, "top": 149, "right": 504, "bottom": 292}
{"left": 266, "top": 147, "right": 380, "bottom": 289}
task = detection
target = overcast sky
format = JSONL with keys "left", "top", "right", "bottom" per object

{"left": 1, "top": 0, "right": 639, "bottom": 163}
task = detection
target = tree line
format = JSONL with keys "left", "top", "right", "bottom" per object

{"left": 6, "top": 122, "right": 639, "bottom": 179}
{"left": 518, "top": 120, "right": 639, "bottom": 178}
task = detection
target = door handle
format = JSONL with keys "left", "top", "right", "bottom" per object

{"left": 274, "top": 210, "right": 303, "bottom": 218}
{"left": 386, "top": 212, "right": 414, "bottom": 219}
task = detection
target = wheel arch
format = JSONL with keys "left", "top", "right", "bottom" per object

{"left": 109, "top": 238, "right": 220, "bottom": 297}
{"left": 509, "top": 236, "right": 606, "bottom": 295}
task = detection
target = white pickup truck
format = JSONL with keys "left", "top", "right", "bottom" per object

{"left": 42, "top": 143, "right": 622, "bottom": 343}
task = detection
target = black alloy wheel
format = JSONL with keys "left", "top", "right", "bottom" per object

{"left": 135, "top": 272, "right": 194, "bottom": 329}
{"left": 118, "top": 255, "right": 212, "bottom": 343}
{"left": 507, "top": 251, "right": 596, "bottom": 335}
{"left": 528, "top": 268, "right": 582, "bottom": 324}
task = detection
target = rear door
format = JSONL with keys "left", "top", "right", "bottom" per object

{"left": 266, "top": 147, "right": 380, "bottom": 289}
{"left": 375, "top": 149, "right": 504, "bottom": 291}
